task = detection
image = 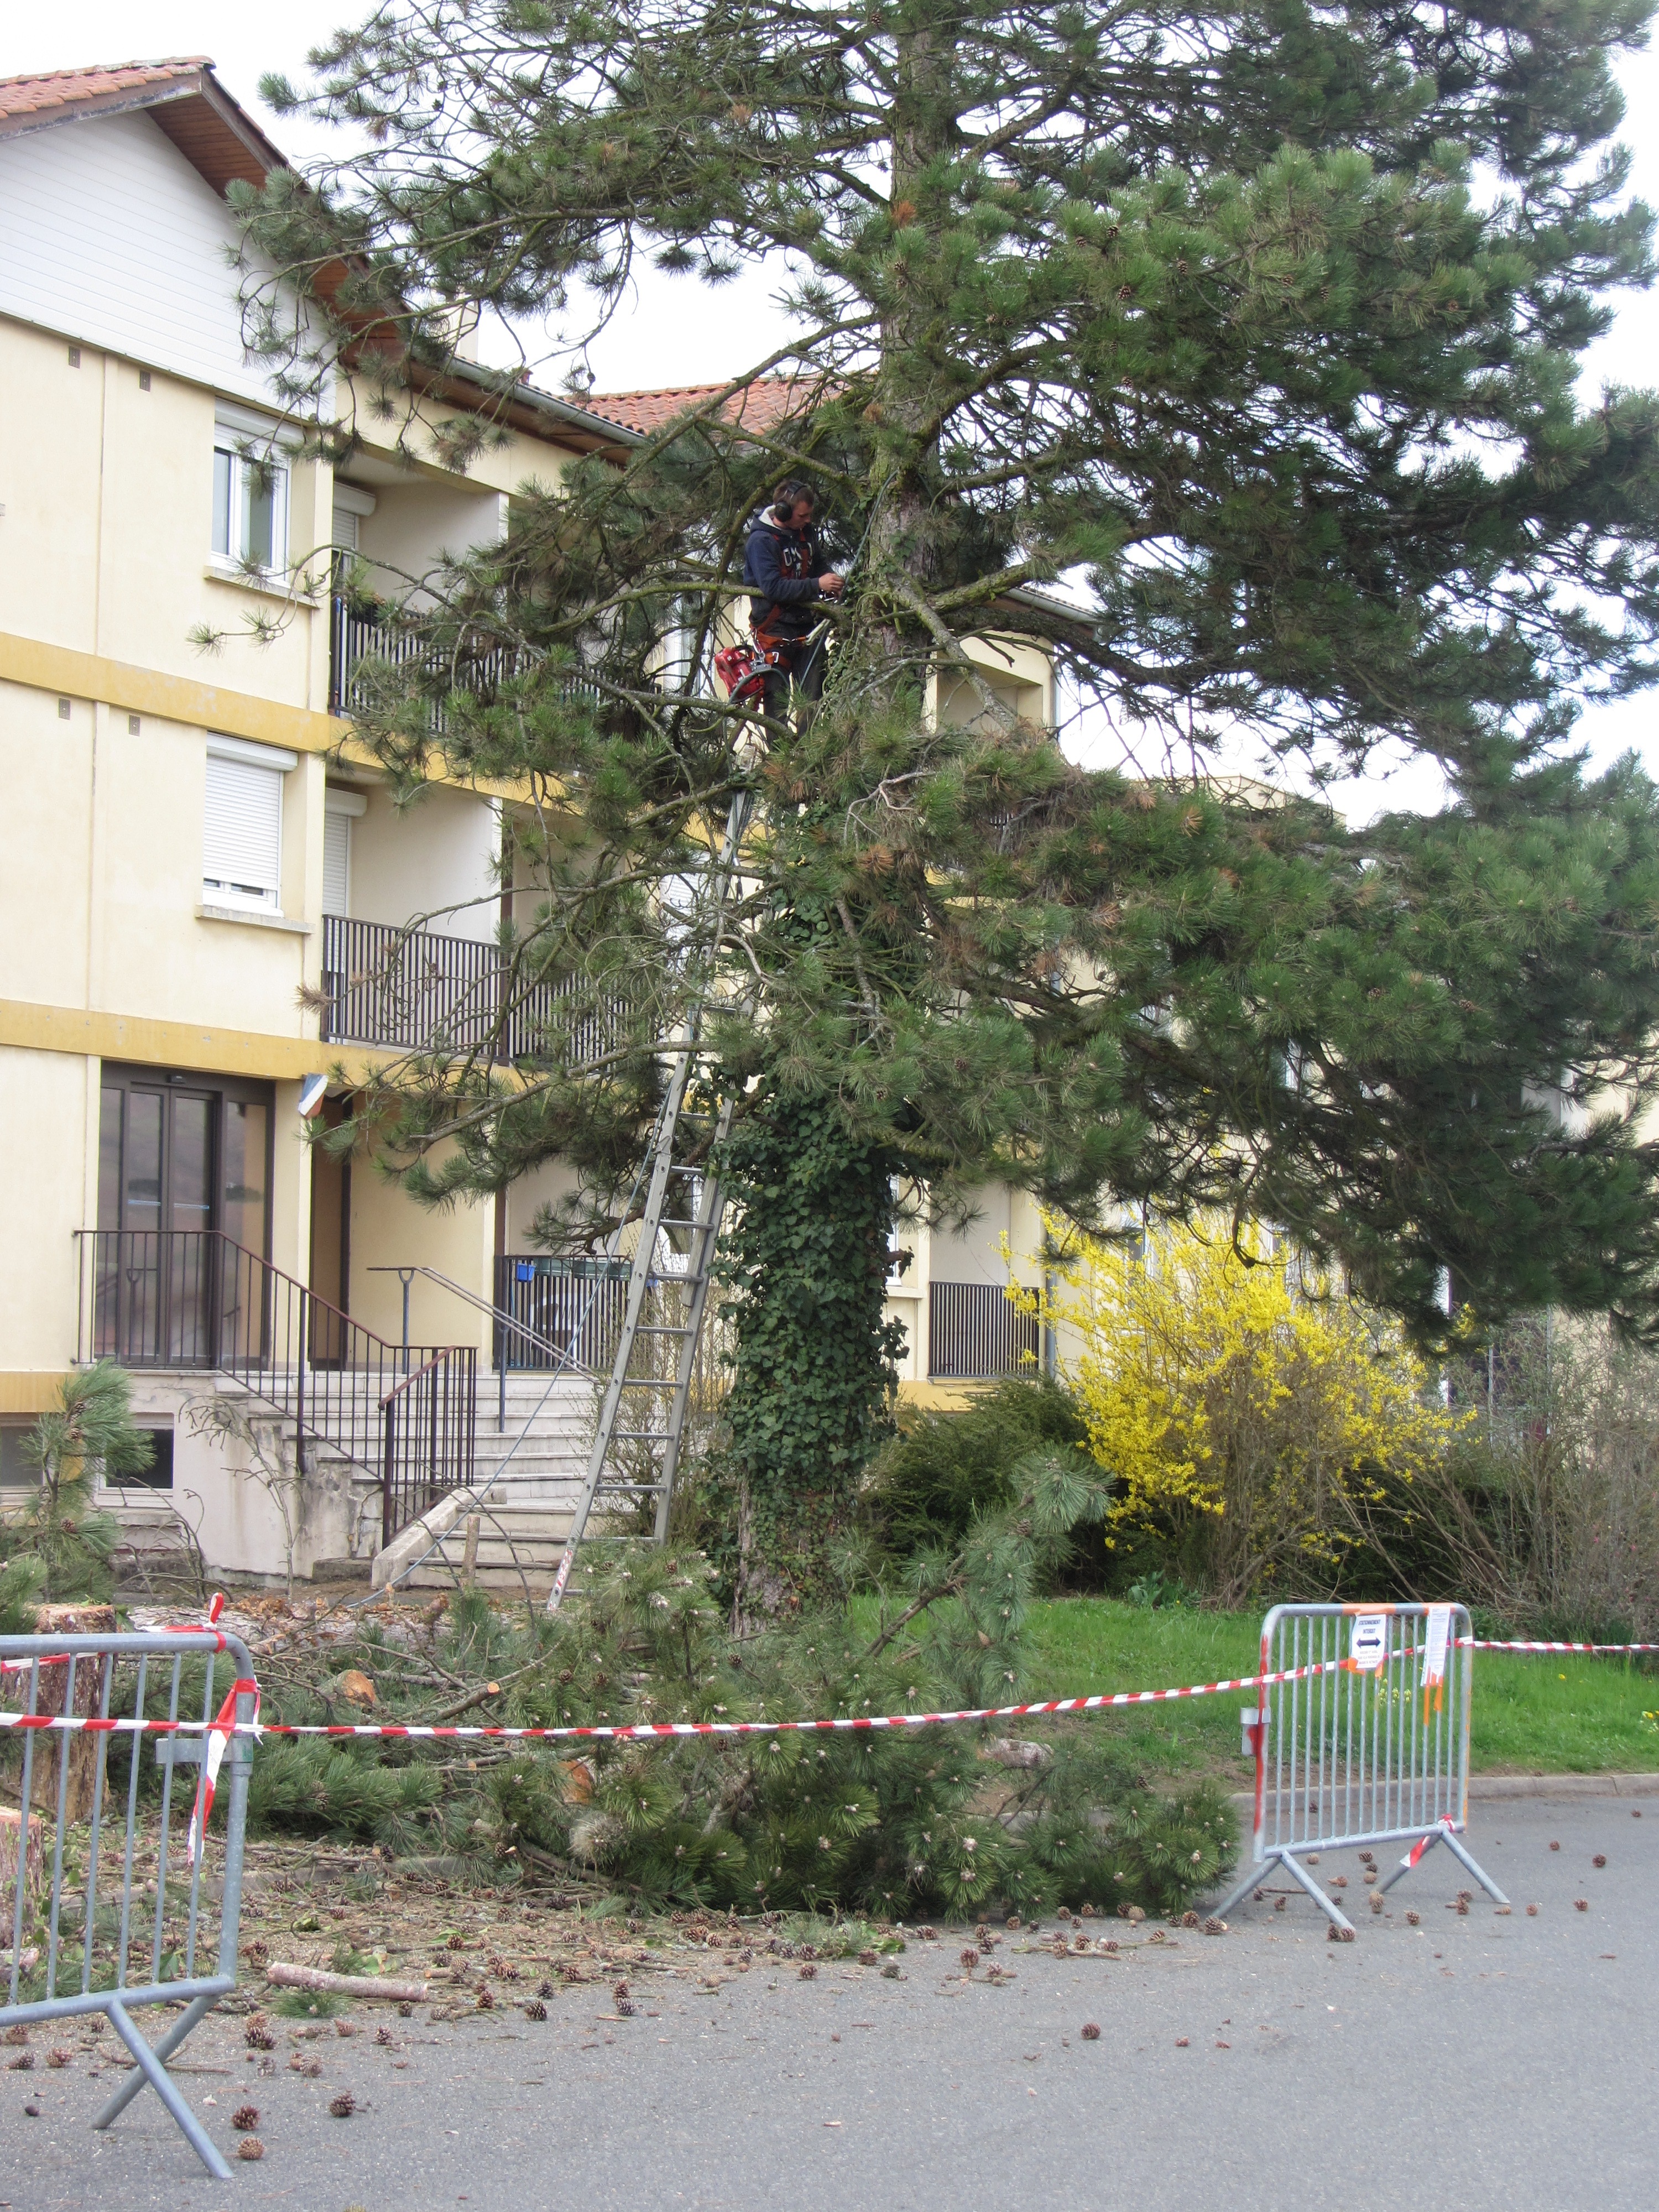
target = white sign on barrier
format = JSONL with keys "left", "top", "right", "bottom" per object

{"left": 1422, "top": 1603, "right": 1452, "bottom": 1691}
{"left": 1349, "top": 1611, "right": 1390, "bottom": 1670}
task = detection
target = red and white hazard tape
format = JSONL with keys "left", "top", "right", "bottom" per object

{"left": 5, "top": 1635, "right": 1657, "bottom": 1754}
{"left": 1460, "top": 1637, "right": 1659, "bottom": 1655}
{"left": 5, "top": 1628, "right": 1657, "bottom": 1870}
{"left": 0, "top": 1655, "right": 1345, "bottom": 1747}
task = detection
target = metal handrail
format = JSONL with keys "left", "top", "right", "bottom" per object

{"left": 74, "top": 1229, "right": 477, "bottom": 1541}
{"left": 380, "top": 1349, "right": 476, "bottom": 1548}
{"left": 380, "top": 1348, "right": 449, "bottom": 1410}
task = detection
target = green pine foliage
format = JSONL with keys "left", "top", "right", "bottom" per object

{"left": 0, "top": 1363, "right": 151, "bottom": 1605}
{"left": 237, "top": 2, "right": 1659, "bottom": 1595}
{"left": 244, "top": 1741, "right": 446, "bottom": 1847}
{"left": 244, "top": 1468, "right": 1234, "bottom": 1917}
{"left": 0, "top": 1554, "right": 45, "bottom": 1636}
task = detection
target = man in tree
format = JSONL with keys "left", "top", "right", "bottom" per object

{"left": 742, "top": 479, "right": 845, "bottom": 724}
{"left": 246, "top": 1, "right": 1659, "bottom": 1610}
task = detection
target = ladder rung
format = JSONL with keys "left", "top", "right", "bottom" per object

{"left": 598, "top": 1483, "right": 666, "bottom": 1496}
{"left": 618, "top": 1376, "right": 677, "bottom": 1387}
{"left": 612, "top": 1430, "right": 669, "bottom": 1442}
{"left": 635, "top": 1324, "right": 697, "bottom": 1335}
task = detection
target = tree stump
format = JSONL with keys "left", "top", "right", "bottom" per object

{"left": 0, "top": 1807, "right": 43, "bottom": 1929}
{"left": 30, "top": 1604, "right": 116, "bottom": 1822}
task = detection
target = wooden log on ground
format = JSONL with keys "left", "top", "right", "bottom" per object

{"left": 265, "top": 1961, "right": 430, "bottom": 2002}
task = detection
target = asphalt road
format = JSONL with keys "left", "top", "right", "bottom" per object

{"left": 4, "top": 1792, "right": 1653, "bottom": 2212}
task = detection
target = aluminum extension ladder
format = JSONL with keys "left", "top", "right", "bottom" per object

{"left": 546, "top": 791, "right": 749, "bottom": 1611}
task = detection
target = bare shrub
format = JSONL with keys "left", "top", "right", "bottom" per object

{"left": 1360, "top": 1317, "right": 1659, "bottom": 1637}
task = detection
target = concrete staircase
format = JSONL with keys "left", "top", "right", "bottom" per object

{"left": 378, "top": 1369, "right": 608, "bottom": 1590}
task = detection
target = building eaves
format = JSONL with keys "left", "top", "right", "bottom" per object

{"left": 442, "top": 361, "right": 644, "bottom": 455}
{"left": 0, "top": 58, "right": 290, "bottom": 193}
{"left": 0, "top": 60, "right": 635, "bottom": 463}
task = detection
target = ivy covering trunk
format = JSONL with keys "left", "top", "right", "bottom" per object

{"left": 716, "top": 1091, "right": 905, "bottom": 1619}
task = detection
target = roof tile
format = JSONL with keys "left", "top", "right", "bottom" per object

{"left": 0, "top": 59, "right": 210, "bottom": 122}
{"left": 577, "top": 378, "right": 824, "bottom": 437}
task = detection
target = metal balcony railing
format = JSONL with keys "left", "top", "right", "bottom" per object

{"left": 320, "top": 914, "right": 620, "bottom": 1062}
{"left": 927, "top": 1280, "right": 1040, "bottom": 1381}
{"left": 329, "top": 595, "right": 527, "bottom": 733}
{"left": 492, "top": 1255, "right": 630, "bottom": 1374}
{"left": 74, "top": 1229, "right": 475, "bottom": 1543}
{"left": 328, "top": 595, "right": 600, "bottom": 735}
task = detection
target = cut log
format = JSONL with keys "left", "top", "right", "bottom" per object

{"left": 1, "top": 1809, "right": 43, "bottom": 1923}
{"left": 32, "top": 1604, "right": 116, "bottom": 1820}
{"left": 265, "top": 1961, "right": 429, "bottom": 2002}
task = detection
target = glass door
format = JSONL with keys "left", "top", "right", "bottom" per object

{"left": 94, "top": 1070, "right": 272, "bottom": 1366}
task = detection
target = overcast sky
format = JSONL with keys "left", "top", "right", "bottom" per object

{"left": 10, "top": 3, "right": 1659, "bottom": 812}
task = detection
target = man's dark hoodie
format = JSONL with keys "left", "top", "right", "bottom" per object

{"left": 744, "top": 509, "right": 823, "bottom": 641}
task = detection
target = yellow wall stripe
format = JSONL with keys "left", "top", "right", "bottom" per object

{"left": 0, "top": 998, "right": 394, "bottom": 1083}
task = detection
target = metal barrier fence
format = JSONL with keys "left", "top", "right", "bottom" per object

{"left": 1, "top": 1629, "right": 258, "bottom": 2179}
{"left": 1215, "top": 1601, "right": 1507, "bottom": 1936}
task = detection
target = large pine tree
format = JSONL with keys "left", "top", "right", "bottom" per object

{"left": 246, "top": 2, "right": 1659, "bottom": 1605}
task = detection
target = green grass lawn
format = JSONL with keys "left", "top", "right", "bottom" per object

{"left": 1014, "top": 1597, "right": 1659, "bottom": 1782}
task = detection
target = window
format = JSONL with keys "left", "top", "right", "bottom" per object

{"left": 322, "top": 787, "right": 366, "bottom": 919}
{"left": 0, "top": 1422, "right": 38, "bottom": 1495}
{"left": 105, "top": 1427, "right": 174, "bottom": 1493}
{"left": 331, "top": 479, "right": 375, "bottom": 554}
{"left": 211, "top": 402, "right": 293, "bottom": 577}
{"left": 203, "top": 734, "right": 296, "bottom": 911}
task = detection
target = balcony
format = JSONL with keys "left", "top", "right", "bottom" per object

{"left": 321, "top": 915, "right": 617, "bottom": 1062}
{"left": 927, "top": 1281, "right": 1040, "bottom": 1381}
{"left": 329, "top": 594, "right": 596, "bottom": 735}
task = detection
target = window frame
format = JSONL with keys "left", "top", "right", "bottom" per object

{"left": 202, "top": 733, "right": 298, "bottom": 915}
{"left": 0, "top": 1420, "right": 39, "bottom": 1497}
{"left": 322, "top": 785, "right": 366, "bottom": 920}
{"left": 210, "top": 401, "right": 296, "bottom": 583}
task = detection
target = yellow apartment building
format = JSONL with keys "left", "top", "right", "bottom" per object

{"left": 0, "top": 60, "right": 1058, "bottom": 1588}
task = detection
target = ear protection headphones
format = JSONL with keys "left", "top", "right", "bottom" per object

{"left": 772, "top": 478, "right": 816, "bottom": 524}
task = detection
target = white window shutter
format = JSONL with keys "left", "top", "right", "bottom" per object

{"left": 322, "top": 806, "right": 351, "bottom": 916}
{"left": 331, "top": 504, "right": 359, "bottom": 552}
{"left": 204, "top": 753, "right": 283, "bottom": 907}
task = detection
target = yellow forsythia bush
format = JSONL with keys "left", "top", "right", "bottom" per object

{"left": 1014, "top": 1215, "right": 1458, "bottom": 1605}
